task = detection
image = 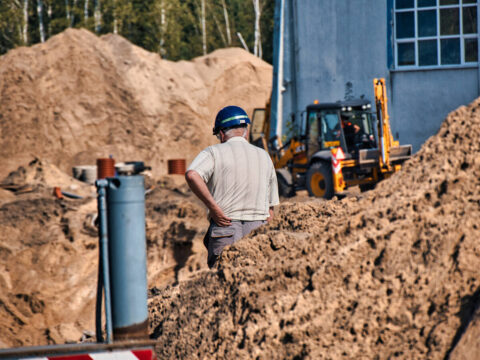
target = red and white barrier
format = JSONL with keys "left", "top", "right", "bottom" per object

{"left": 22, "top": 349, "right": 155, "bottom": 360}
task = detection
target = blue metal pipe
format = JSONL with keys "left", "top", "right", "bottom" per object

{"left": 95, "top": 250, "right": 103, "bottom": 343}
{"left": 270, "top": 0, "right": 285, "bottom": 140}
{"left": 96, "top": 179, "right": 114, "bottom": 344}
{"left": 106, "top": 176, "right": 148, "bottom": 340}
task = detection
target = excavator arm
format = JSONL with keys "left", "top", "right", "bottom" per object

{"left": 373, "top": 78, "right": 412, "bottom": 172}
{"left": 374, "top": 78, "right": 394, "bottom": 170}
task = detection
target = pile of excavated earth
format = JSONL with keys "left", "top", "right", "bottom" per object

{"left": 0, "top": 28, "right": 270, "bottom": 347}
{"left": 148, "top": 100, "right": 480, "bottom": 359}
{"left": 0, "top": 28, "right": 271, "bottom": 179}
{"left": 0, "top": 28, "right": 479, "bottom": 360}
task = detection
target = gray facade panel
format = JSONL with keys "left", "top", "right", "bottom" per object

{"left": 391, "top": 69, "right": 479, "bottom": 151}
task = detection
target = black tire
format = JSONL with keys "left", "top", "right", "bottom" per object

{"left": 306, "top": 162, "right": 334, "bottom": 199}
{"left": 277, "top": 173, "right": 294, "bottom": 197}
{"left": 359, "top": 182, "right": 376, "bottom": 192}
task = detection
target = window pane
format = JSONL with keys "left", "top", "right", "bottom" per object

{"left": 440, "top": 8, "right": 460, "bottom": 35}
{"left": 441, "top": 38, "right": 460, "bottom": 64}
{"left": 463, "top": 0, "right": 476, "bottom": 3}
{"left": 465, "top": 38, "right": 478, "bottom": 62}
{"left": 419, "top": 40, "right": 438, "bottom": 65}
{"left": 440, "top": 0, "right": 458, "bottom": 4}
{"left": 463, "top": 6, "right": 477, "bottom": 34}
{"left": 418, "top": 0, "right": 436, "bottom": 6}
{"left": 418, "top": 10, "right": 437, "bottom": 36}
{"left": 397, "top": 12, "right": 415, "bottom": 38}
{"left": 398, "top": 42, "right": 416, "bottom": 65}
{"left": 396, "top": 0, "right": 414, "bottom": 9}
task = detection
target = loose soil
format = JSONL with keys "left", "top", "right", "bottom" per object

{"left": 0, "top": 28, "right": 271, "bottom": 179}
{"left": 0, "top": 28, "right": 270, "bottom": 347}
{"left": 148, "top": 100, "right": 480, "bottom": 359}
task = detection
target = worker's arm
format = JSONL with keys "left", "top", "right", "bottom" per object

{"left": 185, "top": 170, "right": 232, "bottom": 227}
{"left": 267, "top": 206, "right": 274, "bottom": 223}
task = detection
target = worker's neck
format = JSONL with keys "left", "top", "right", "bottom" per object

{"left": 222, "top": 135, "right": 245, "bottom": 144}
{"left": 221, "top": 129, "right": 248, "bottom": 143}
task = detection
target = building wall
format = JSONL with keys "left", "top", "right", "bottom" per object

{"left": 391, "top": 69, "right": 479, "bottom": 150}
{"left": 280, "top": 0, "right": 479, "bottom": 151}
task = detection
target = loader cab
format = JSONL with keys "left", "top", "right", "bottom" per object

{"left": 306, "top": 100, "right": 376, "bottom": 158}
{"left": 249, "top": 108, "right": 267, "bottom": 149}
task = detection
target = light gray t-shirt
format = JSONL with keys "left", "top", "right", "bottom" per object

{"left": 187, "top": 136, "right": 279, "bottom": 221}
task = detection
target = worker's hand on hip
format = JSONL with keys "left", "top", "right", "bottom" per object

{"left": 266, "top": 207, "right": 274, "bottom": 223}
{"left": 210, "top": 206, "right": 232, "bottom": 227}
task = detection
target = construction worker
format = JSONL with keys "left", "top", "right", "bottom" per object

{"left": 185, "top": 105, "right": 279, "bottom": 268}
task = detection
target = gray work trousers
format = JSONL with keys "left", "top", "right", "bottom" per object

{"left": 204, "top": 220, "right": 266, "bottom": 268}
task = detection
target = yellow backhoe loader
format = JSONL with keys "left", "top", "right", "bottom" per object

{"left": 250, "top": 78, "right": 412, "bottom": 198}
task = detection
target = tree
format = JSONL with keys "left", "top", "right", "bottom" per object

{"left": 252, "top": 0, "right": 261, "bottom": 57}
{"left": 84, "top": 0, "right": 89, "bottom": 22}
{"left": 94, "top": 0, "right": 101, "bottom": 32}
{"left": 0, "top": 0, "right": 23, "bottom": 53}
{"left": 220, "top": 0, "right": 231, "bottom": 45}
{"left": 23, "top": 0, "right": 29, "bottom": 44}
{"left": 37, "top": 0, "right": 45, "bottom": 42}
{"left": 200, "top": 0, "right": 206, "bottom": 55}
{"left": 0, "top": 0, "right": 275, "bottom": 63}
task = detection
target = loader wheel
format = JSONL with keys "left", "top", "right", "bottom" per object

{"left": 359, "top": 183, "right": 376, "bottom": 192}
{"left": 277, "top": 173, "right": 294, "bottom": 197}
{"left": 306, "top": 162, "right": 334, "bottom": 199}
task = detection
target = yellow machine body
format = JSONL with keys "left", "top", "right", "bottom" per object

{"left": 249, "top": 78, "right": 412, "bottom": 198}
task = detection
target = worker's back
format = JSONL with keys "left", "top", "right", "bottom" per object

{"left": 191, "top": 136, "right": 278, "bottom": 221}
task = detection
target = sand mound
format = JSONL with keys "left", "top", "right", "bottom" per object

{"left": 1, "top": 158, "right": 92, "bottom": 197}
{"left": 0, "top": 28, "right": 272, "bottom": 180}
{"left": 148, "top": 99, "right": 480, "bottom": 358}
{"left": 0, "top": 163, "right": 208, "bottom": 347}
{"left": 0, "top": 29, "right": 272, "bottom": 348}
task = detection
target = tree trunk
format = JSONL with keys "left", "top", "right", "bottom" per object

{"left": 94, "top": 0, "right": 101, "bottom": 33}
{"left": 70, "top": 0, "right": 78, "bottom": 27}
{"left": 201, "top": 0, "right": 206, "bottom": 55}
{"left": 84, "top": 0, "right": 89, "bottom": 22}
{"left": 65, "top": 0, "right": 70, "bottom": 21}
{"left": 252, "top": 0, "right": 262, "bottom": 57}
{"left": 221, "top": 0, "right": 231, "bottom": 45}
{"left": 236, "top": 32, "right": 249, "bottom": 52}
{"left": 23, "top": 0, "right": 28, "bottom": 44}
{"left": 158, "top": 0, "right": 166, "bottom": 56}
{"left": 212, "top": 11, "right": 226, "bottom": 46}
{"left": 48, "top": 2, "right": 52, "bottom": 36}
{"left": 113, "top": 0, "right": 117, "bottom": 34}
{"left": 207, "top": 1, "right": 226, "bottom": 46}
{"left": 37, "top": 0, "right": 45, "bottom": 42}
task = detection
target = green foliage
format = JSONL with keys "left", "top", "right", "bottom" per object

{"left": 0, "top": 0, "right": 23, "bottom": 53}
{"left": 0, "top": 0, "right": 275, "bottom": 63}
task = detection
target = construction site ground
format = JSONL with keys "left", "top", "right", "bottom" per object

{"left": 0, "top": 29, "right": 479, "bottom": 359}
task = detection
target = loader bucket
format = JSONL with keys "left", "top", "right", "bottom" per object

{"left": 389, "top": 144, "right": 412, "bottom": 164}
{"left": 358, "top": 149, "right": 380, "bottom": 167}
{"left": 358, "top": 144, "right": 412, "bottom": 167}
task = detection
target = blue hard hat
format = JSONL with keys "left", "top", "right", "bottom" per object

{"left": 213, "top": 106, "right": 251, "bottom": 135}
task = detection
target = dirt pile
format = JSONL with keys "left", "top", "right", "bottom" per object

{"left": 148, "top": 99, "right": 480, "bottom": 358}
{"left": 0, "top": 162, "right": 208, "bottom": 347}
{"left": 1, "top": 158, "right": 93, "bottom": 198}
{"left": 0, "top": 28, "right": 272, "bottom": 349}
{"left": 0, "top": 28, "right": 272, "bottom": 179}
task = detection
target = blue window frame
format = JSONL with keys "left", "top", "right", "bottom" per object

{"left": 394, "top": 0, "right": 478, "bottom": 69}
